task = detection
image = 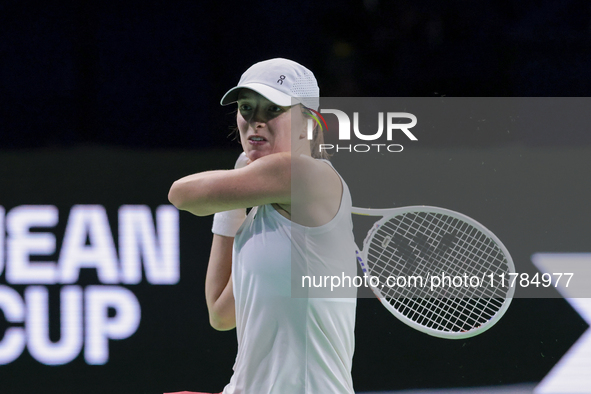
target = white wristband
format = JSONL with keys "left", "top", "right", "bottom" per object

{"left": 212, "top": 208, "right": 246, "bottom": 237}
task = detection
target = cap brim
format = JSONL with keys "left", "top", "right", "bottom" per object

{"left": 220, "top": 83, "right": 295, "bottom": 107}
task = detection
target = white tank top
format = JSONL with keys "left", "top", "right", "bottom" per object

{"left": 223, "top": 163, "right": 357, "bottom": 394}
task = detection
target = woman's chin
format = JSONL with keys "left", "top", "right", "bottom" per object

{"left": 247, "top": 150, "right": 270, "bottom": 162}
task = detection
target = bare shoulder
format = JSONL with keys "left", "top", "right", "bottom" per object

{"left": 292, "top": 155, "right": 342, "bottom": 199}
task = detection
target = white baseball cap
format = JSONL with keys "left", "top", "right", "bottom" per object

{"left": 220, "top": 58, "right": 319, "bottom": 110}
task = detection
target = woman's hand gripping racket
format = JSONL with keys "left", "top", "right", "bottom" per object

{"left": 352, "top": 206, "right": 515, "bottom": 339}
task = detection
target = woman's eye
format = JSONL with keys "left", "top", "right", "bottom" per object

{"left": 269, "top": 105, "right": 282, "bottom": 113}
{"left": 239, "top": 104, "right": 252, "bottom": 112}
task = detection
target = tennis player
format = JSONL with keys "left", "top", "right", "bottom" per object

{"left": 167, "top": 58, "right": 357, "bottom": 394}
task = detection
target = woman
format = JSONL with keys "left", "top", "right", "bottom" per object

{"left": 168, "top": 58, "right": 357, "bottom": 394}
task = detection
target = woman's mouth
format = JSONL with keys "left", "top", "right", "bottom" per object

{"left": 248, "top": 135, "right": 267, "bottom": 145}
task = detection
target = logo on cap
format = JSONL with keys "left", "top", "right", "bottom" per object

{"left": 277, "top": 75, "right": 286, "bottom": 85}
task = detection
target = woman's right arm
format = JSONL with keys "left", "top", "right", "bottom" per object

{"left": 205, "top": 234, "right": 236, "bottom": 331}
{"left": 169, "top": 153, "right": 291, "bottom": 330}
{"left": 170, "top": 152, "right": 251, "bottom": 331}
{"left": 167, "top": 152, "right": 291, "bottom": 216}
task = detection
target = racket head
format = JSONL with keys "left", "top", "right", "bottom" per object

{"left": 356, "top": 206, "right": 515, "bottom": 339}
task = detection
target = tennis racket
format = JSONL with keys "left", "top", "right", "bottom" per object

{"left": 352, "top": 206, "right": 515, "bottom": 339}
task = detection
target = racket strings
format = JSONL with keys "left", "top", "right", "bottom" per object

{"left": 378, "top": 214, "right": 508, "bottom": 298}
{"left": 369, "top": 212, "right": 438, "bottom": 290}
{"left": 391, "top": 290, "right": 504, "bottom": 332}
{"left": 429, "top": 224, "right": 508, "bottom": 299}
{"left": 372, "top": 213, "right": 509, "bottom": 293}
{"left": 392, "top": 297, "right": 500, "bottom": 332}
{"left": 371, "top": 217, "right": 504, "bottom": 300}
{"left": 390, "top": 294, "right": 505, "bottom": 332}
{"left": 364, "top": 211, "right": 511, "bottom": 333}
{"left": 388, "top": 275, "right": 504, "bottom": 332}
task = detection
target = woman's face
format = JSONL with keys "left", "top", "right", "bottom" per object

{"left": 236, "top": 90, "right": 305, "bottom": 162}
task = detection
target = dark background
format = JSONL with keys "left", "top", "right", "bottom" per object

{"left": 1, "top": 1, "right": 591, "bottom": 393}
{"left": 2, "top": 0, "right": 591, "bottom": 149}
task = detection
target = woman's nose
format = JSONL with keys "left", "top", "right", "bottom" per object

{"left": 248, "top": 107, "right": 268, "bottom": 125}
